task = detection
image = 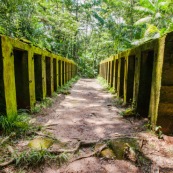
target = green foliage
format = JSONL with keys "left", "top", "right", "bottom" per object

{"left": 31, "top": 97, "right": 53, "bottom": 114}
{"left": 31, "top": 105, "right": 42, "bottom": 114}
{"left": 109, "top": 87, "right": 116, "bottom": 94}
{"left": 15, "top": 149, "right": 68, "bottom": 167}
{"left": 97, "top": 76, "right": 116, "bottom": 94}
{"left": 145, "top": 121, "right": 163, "bottom": 138}
{"left": 112, "top": 98, "right": 124, "bottom": 107}
{"left": 0, "top": 113, "right": 31, "bottom": 136}
{"left": 134, "top": 0, "right": 173, "bottom": 34}
{"left": 57, "top": 76, "right": 79, "bottom": 94}
{"left": 120, "top": 108, "right": 136, "bottom": 118}
{"left": 97, "top": 76, "right": 111, "bottom": 90}
{"left": 0, "top": 0, "right": 173, "bottom": 78}
{"left": 0, "top": 0, "right": 79, "bottom": 58}
{"left": 31, "top": 76, "right": 79, "bottom": 114}
{"left": 78, "top": 59, "right": 98, "bottom": 78}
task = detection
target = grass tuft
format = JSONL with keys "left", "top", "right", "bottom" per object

{"left": 15, "top": 149, "right": 68, "bottom": 167}
{"left": 57, "top": 76, "right": 80, "bottom": 95}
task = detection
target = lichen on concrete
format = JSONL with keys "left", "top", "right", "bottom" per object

{"left": 0, "top": 35, "right": 77, "bottom": 120}
{"left": 99, "top": 32, "right": 173, "bottom": 134}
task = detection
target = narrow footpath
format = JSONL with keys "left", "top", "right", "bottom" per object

{"left": 37, "top": 78, "right": 137, "bottom": 142}
{"left": 35, "top": 79, "right": 173, "bottom": 173}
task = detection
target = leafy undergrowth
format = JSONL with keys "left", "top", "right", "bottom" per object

{"left": 0, "top": 113, "right": 40, "bottom": 136}
{"left": 56, "top": 76, "right": 80, "bottom": 95}
{"left": 97, "top": 76, "right": 126, "bottom": 108}
{"left": 97, "top": 76, "right": 116, "bottom": 94}
{"left": 0, "top": 77, "right": 80, "bottom": 171}
{"left": 0, "top": 113, "right": 69, "bottom": 172}
{"left": 15, "top": 149, "right": 68, "bottom": 168}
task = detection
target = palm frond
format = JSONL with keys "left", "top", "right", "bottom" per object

{"left": 133, "top": 6, "right": 154, "bottom": 14}
{"left": 92, "top": 11, "right": 105, "bottom": 25}
{"left": 134, "top": 16, "right": 153, "bottom": 25}
{"left": 140, "top": 0, "right": 155, "bottom": 11}
{"left": 155, "top": 12, "right": 161, "bottom": 19}
{"left": 158, "top": 2, "right": 170, "bottom": 11}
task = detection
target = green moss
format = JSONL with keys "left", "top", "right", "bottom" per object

{"left": 121, "top": 108, "right": 136, "bottom": 117}
{"left": 99, "top": 34, "right": 169, "bottom": 132}
{"left": 28, "top": 137, "right": 54, "bottom": 150}
{"left": 101, "top": 148, "right": 115, "bottom": 159}
{"left": 0, "top": 35, "right": 77, "bottom": 120}
{"left": 109, "top": 138, "right": 139, "bottom": 160}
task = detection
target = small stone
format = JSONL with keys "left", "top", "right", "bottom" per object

{"left": 95, "top": 143, "right": 105, "bottom": 151}
{"left": 28, "top": 137, "right": 54, "bottom": 150}
{"left": 101, "top": 148, "right": 115, "bottom": 159}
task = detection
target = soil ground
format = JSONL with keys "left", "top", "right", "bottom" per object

{"left": 2, "top": 78, "right": 173, "bottom": 173}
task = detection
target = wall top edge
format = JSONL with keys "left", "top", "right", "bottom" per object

{"left": 0, "top": 34, "right": 76, "bottom": 65}
{"left": 100, "top": 33, "right": 168, "bottom": 64}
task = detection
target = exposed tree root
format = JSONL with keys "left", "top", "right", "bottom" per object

{"left": 0, "top": 136, "right": 11, "bottom": 146}
{"left": 0, "top": 145, "right": 16, "bottom": 167}
{"left": 34, "top": 131, "right": 58, "bottom": 141}
{"left": 0, "top": 133, "right": 16, "bottom": 146}
{"left": 48, "top": 134, "right": 137, "bottom": 154}
{"left": 70, "top": 144, "right": 107, "bottom": 163}
{"left": 0, "top": 133, "right": 138, "bottom": 168}
{"left": 48, "top": 140, "right": 99, "bottom": 154}
{"left": 0, "top": 158, "right": 15, "bottom": 167}
{"left": 43, "top": 119, "right": 59, "bottom": 127}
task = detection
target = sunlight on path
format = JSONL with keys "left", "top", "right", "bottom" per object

{"left": 37, "top": 78, "right": 136, "bottom": 142}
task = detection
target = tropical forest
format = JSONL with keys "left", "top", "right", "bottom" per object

{"left": 0, "top": 0, "right": 173, "bottom": 172}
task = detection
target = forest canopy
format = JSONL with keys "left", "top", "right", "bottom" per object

{"left": 0, "top": 0, "right": 173, "bottom": 77}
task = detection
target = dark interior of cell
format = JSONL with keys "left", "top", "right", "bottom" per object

{"left": 46, "top": 56, "right": 51, "bottom": 96}
{"left": 127, "top": 55, "right": 135, "bottom": 103}
{"left": 137, "top": 50, "right": 154, "bottom": 117}
{"left": 53, "top": 58, "right": 57, "bottom": 91}
{"left": 58, "top": 60, "right": 61, "bottom": 86}
{"left": 119, "top": 58, "right": 125, "bottom": 98}
{"left": 14, "top": 49, "right": 30, "bottom": 109}
{"left": 34, "top": 54, "right": 43, "bottom": 101}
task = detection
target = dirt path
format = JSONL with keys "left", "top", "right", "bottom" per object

{"left": 38, "top": 78, "right": 137, "bottom": 142}
{"left": 34, "top": 78, "right": 173, "bottom": 173}
{"left": 34, "top": 79, "right": 141, "bottom": 172}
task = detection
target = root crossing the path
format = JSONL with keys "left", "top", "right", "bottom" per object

{"left": 34, "top": 79, "right": 146, "bottom": 173}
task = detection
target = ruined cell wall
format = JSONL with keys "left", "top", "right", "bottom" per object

{"left": 0, "top": 35, "right": 77, "bottom": 119}
{"left": 99, "top": 33, "right": 173, "bottom": 134}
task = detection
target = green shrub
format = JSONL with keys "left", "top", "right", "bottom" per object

{"left": 0, "top": 113, "right": 34, "bottom": 136}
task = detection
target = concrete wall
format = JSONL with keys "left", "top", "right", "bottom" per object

{"left": 99, "top": 32, "right": 173, "bottom": 134}
{"left": 0, "top": 35, "right": 77, "bottom": 120}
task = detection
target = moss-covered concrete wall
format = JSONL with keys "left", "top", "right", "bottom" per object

{"left": 0, "top": 39, "right": 6, "bottom": 114}
{"left": 0, "top": 35, "right": 77, "bottom": 119}
{"left": 157, "top": 32, "right": 173, "bottom": 133}
{"left": 126, "top": 55, "right": 135, "bottom": 103}
{"left": 14, "top": 50, "right": 30, "bottom": 109}
{"left": 34, "top": 54, "right": 42, "bottom": 101}
{"left": 99, "top": 32, "right": 173, "bottom": 134}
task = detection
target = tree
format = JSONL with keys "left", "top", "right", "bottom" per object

{"left": 0, "top": 0, "right": 173, "bottom": 77}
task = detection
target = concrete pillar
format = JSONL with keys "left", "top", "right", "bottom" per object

{"left": 117, "top": 57, "right": 125, "bottom": 99}
{"left": 1, "top": 36, "right": 17, "bottom": 119}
